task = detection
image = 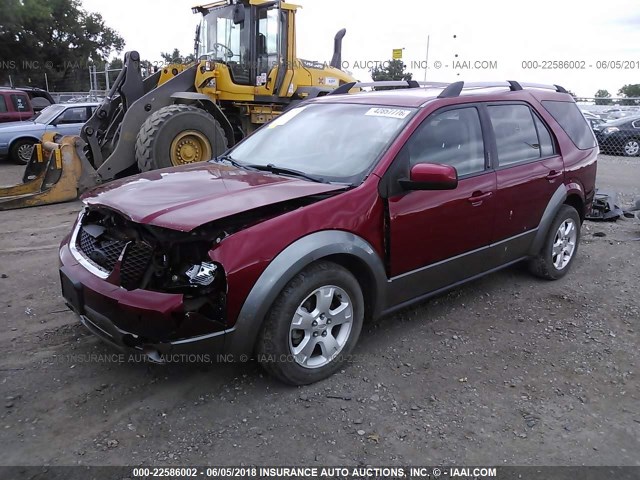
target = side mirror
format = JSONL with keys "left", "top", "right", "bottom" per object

{"left": 233, "top": 5, "right": 245, "bottom": 24}
{"left": 400, "top": 163, "right": 458, "bottom": 191}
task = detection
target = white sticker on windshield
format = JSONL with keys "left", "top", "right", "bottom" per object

{"left": 365, "top": 107, "right": 412, "bottom": 119}
{"left": 267, "top": 106, "right": 308, "bottom": 128}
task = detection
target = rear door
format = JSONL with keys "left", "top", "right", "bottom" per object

{"left": 385, "top": 105, "right": 497, "bottom": 302}
{"left": 486, "top": 102, "right": 563, "bottom": 260}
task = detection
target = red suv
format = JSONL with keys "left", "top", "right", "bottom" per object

{"left": 0, "top": 89, "right": 34, "bottom": 123}
{"left": 59, "top": 80, "right": 598, "bottom": 385}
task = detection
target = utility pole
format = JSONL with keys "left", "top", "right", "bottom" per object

{"left": 92, "top": 65, "right": 98, "bottom": 95}
{"left": 423, "top": 35, "right": 430, "bottom": 82}
{"left": 44, "top": 73, "right": 49, "bottom": 91}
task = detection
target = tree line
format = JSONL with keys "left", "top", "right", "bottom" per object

{"left": 593, "top": 86, "right": 640, "bottom": 105}
{"left": 0, "top": 0, "right": 125, "bottom": 91}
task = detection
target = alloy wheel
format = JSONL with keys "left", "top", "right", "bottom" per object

{"left": 624, "top": 140, "right": 639, "bottom": 156}
{"left": 552, "top": 218, "right": 577, "bottom": 270}
{"left": 289, "top": 285, "right": 353, "bottom": 369}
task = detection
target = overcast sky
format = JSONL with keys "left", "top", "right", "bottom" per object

{"left": 81, "top": 0, "right": 640, "bottom": 98}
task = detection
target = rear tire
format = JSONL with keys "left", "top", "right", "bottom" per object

{"left": 256, "top": 261, "right": 364, "bottom": 385}
{"left": 529, "top": 205, "right": 581, "bottom": 280}
{"left": 135, "top": 104, "right": 228, "bottom": 171}
{"left": 10, "top": 138, "right": 36, "bottom": 165}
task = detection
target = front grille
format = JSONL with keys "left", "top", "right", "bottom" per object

{"left": 75, "top": 219, "right": 153, "bottom": 290}
{"left": 77, "top": 228, "right": 126, "bottom": 273}
{"left": 120, "top": 242, "right": 154, "bottom": 290}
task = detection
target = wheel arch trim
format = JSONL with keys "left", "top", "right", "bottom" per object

{"left": 225, "top": 230, "right": 387, "bottom": 355}
{"left": 528, "top": 183, "right": 568, "bottom": 255}
{"left": 9, "top": 135, "right": 40, "bottom": 150}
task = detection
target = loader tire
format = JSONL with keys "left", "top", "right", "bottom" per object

{"left": 135, "top": 104, "right": 228, "bottom": 172}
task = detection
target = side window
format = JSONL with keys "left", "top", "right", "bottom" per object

{"left": 11, "top": 94, "right": 29, "bottom": 112}
{"left": 0, "top": 96, "right": 7, "bottom": 113}
{"left": 488, "top": 104, "right": 546, "bottom": 167}
{"left": 404, "top": 107, "right": 486, "bottom": 177}
{"left": 633, "top": 120, "right": 640, "bottom": 129}
{"left": 541, "top": 100, "right": 597, "bottom": 150}
{"left": 533, "top": 114, "right": 555, "bottom": 157}
{"left": 55, "top": 107, "right": 89, "bottom": 125}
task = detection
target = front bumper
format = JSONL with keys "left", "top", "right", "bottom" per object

{"left": 59, "top": 242, "right": 234, "bottom": 360}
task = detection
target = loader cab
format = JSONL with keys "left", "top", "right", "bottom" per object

{"left": 197, "top": 0, "right": 291, "bottom": 90}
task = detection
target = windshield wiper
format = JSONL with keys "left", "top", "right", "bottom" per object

{"left": 211, "top": 154, "right": 246, "bottom": 169}
{"left": 245, "top": 164, "right": 325, "bottom": 183}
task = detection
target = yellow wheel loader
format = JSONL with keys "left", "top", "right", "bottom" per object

{"left": 0, "top": 0, "right": 357, "bottom": 210}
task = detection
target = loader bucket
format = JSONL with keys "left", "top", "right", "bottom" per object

{"left": 0, "top": 133, "right": 89, "bottom": 210}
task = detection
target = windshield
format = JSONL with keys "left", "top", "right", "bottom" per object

{"left": 228, "top": 103, "right": 416, "bottom": 183}
{"left": 35, "top": 104, "right": 65, "bottom": 124}
{"left": 200, "top": 6, "right": 248, "bottom": 64}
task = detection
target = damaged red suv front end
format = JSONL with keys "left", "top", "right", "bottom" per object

{"left": 59, "top": 162, "right": 348, "bottom": 358}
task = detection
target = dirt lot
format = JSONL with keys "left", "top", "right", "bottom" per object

{"left": 0, "top": 155, "right": 638, "bottom": 467}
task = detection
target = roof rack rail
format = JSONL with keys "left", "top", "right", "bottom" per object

{"left": 329, "top": 80, "right": 570, "bottom": 98}
{"left": 437, "top": 80, "right": 569, "bottom": 98}
{"left": 329, "top": 80, "right": 449, "bottom": 96}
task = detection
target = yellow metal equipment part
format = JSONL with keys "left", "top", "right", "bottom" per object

{"left": 169, "top": 129, "right": 213, "bottom": 166}
{"left": 0, "top": 132, "right": 84, "bottom": 210}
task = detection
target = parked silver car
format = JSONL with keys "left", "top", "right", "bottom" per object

{"left": 0, "top": 102, "right": 98, "bottom": 164}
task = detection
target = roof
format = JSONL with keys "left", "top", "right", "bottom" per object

{"left": 53, "top": 102, "right": 101, "bottom": 108}
{"left": 0, "top": 88, "right": 30, "bottom": 95}
{"left": 312, "top": 81, "right": 575, "bottom": 108}
{"left": 605, "top": 115, "right": 640, "bottom": 126}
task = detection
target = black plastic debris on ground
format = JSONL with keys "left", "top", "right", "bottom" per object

{"left": 586, "top": 191, "right": 625, "bottom": 221}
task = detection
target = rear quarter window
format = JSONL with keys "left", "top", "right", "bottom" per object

{"left": 541, "top": 100, "right": 596, "bottom": 150}
{"left": 11, "top": 94, "right": 30, "bottom": 112}
{"left": 0, "top": 95, "right": 7, "bottom": 113}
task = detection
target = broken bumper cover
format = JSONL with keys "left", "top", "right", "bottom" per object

{"left": 59, "top": 243, "right": 235, "bottom": 360}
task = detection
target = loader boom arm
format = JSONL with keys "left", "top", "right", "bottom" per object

{"left": 81, "top": 52, "right": 156, "bottom": 176}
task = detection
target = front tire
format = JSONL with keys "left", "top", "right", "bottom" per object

{"left": 529, "top": 205, "right": 581, "bottom": 280}
{"left": 622, "top": 139, "right": 640, "bottom": 157}
{"left": 135, "top": 104, "right": 228, "bottom": 171}
{"left": 256, "top": 261, "right": 364, "bottom": 385}
{"left": 10, "top": 138, "right": 36, "bottom": 165}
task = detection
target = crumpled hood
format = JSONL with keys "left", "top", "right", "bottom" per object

{"left": 83, "top": 163, "right": 346, "bottom": 231}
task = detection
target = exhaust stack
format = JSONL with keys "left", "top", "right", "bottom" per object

{"left": 330, "top": 29, "right": 346, "bottom": 69}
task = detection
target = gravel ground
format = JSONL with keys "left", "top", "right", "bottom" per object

{"left": 0, "top": 155, "right": 638, "bottom": 467}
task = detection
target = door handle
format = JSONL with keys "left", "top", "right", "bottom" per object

{"left": 467, "top": 191, "right": 493, "bottom": 205}
{"left": 546, "top": 170, "right": 562, "bottom": 181}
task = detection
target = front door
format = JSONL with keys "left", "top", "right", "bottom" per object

{"left": 386, "top": 105, "right": 497, "bottom": 304}
{"left": 49, "top": 106, "right": 91, "bottom": 135}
